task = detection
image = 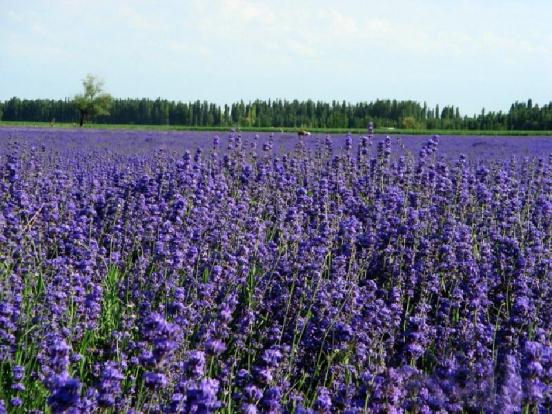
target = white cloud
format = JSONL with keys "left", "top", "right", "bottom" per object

{"left": 222, "top": 0, "right": 276, "bottom": 24}
{"left": 5, "top": 9, "right": 23, "bottom": 23}
{"left": 118, "top": 5, "right": 165, "bottom": 31}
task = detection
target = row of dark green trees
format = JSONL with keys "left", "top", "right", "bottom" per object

{"left": 1, "top": 97, "right": 551, "bottom": 130}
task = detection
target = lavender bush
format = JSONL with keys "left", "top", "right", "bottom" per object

{"left": 0, "top": 129, "right": 551, "bottom": 413}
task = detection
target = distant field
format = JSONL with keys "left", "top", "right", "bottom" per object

{"left": 2, "top": 120, "right": 552, "bottom": 136}
{"left": 2, "top": 126, "right": 552, "bottom": 162}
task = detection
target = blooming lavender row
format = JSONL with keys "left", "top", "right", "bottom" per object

{"left": 3, "top": 127, "right": 552, "bottom": 160}
{"left": 0, "top": 131, "right": 551, "bottom": 413}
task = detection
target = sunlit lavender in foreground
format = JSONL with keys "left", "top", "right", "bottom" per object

{"left": 0, "top": 128, "right": 551, "bottom": 413}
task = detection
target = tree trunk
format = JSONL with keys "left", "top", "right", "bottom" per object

{"left": 79, "top": 110, "right": 85, "bottom": 127}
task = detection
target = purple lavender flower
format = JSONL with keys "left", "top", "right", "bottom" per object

{"left": 144, "top": 371, "right": 168, "bottom": 389}
{"left": 97, "top": 361, "right": 125, "bottom": 408}
{"left": 47, "top": 374, "right": 82, "bottom": 413}
{"left": 10, "top": 397, "right": 22, "bottom": 407}
{"left": 314, "top": 387, "right": 332, "bottom": 413}
{"left": 185, "top": 378, "right": 222, "bottom": 413}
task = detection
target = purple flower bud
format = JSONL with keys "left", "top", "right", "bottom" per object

{"left": 144, "top": 372, "right": 168, "bottom": 389}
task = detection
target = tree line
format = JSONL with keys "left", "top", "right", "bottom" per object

{"left": 1, "top": 96, "right": 551, "bottom": 130}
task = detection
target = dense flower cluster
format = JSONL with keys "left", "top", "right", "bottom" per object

{"left": 0, "top": 129, "right": 551, "bottom": 412}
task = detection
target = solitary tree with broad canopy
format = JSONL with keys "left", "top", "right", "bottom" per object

{"left": 73, "top": 75, "right": 112, "bottom": 126}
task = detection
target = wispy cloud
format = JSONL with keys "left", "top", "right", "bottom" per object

{"left": 222, "top": 0, "right": 276, "bottom": 24}
{"left": 118, "top": 5, "right": 165, "bottom": 31}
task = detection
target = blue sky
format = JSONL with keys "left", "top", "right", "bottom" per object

{"left": 1, "top": 0, "right": 551, "bottom": 115}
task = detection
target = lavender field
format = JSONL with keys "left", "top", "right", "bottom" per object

{"left": 1, "top": 127, "right": 552, "bottom": 413}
